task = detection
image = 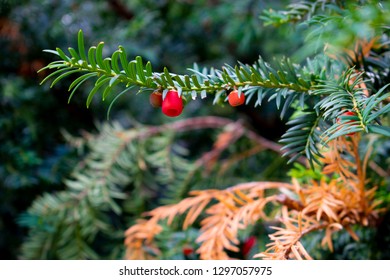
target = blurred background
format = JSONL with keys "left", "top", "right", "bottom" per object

{"left": 1, "top": 0, "right": 389, "bottom": 260}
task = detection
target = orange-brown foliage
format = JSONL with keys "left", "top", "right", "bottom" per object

{"left": 124, "top": 133, "right": 383, "bottom": 260}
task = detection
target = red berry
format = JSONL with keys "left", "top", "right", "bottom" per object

{"left": 337, "top": 111, "right": 357, "bottom": 136}
{"left": 162, "top": 90, "right": 183, "bottom": 117}
{"left": 228, "top": 90, "right": 245, "bottom": 107}
{"left": 150, "top": 91, "right": 163, "bottom": 107}
{"left": 342, "top": 111, "right": 356, "bottom": 117}
{"left": 242, "top": 236, "right": 256, "bottom": 258}
{"left": 182, "top": 246, "right": 194, "bottom": 256}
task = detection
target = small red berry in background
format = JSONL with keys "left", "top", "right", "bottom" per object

{"left": 337, "top": 111, "right": 357, "bottom": 136}
{"left": 182, "top": 246, "right": 194, "bottom": 256}
{"left": 228, "top": 90, "right": 245, "bottom": 107}
{"left": 149, "top": 91, "right": 163, "bottom": 107}
{"left": 162, "top": 90, "right": 183, "bottom": 117}
{"left": 242, "top": 236, "right": 256, "bottom": 258}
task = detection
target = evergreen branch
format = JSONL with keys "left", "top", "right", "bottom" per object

{"left": 260, "top": 0, "right": 338, "bottom": 26}
{"left": 280, "top": 110, "right": 325, "bottom": 167}
{"left": 20, "top": 123, "right": 139, "bottom": 259}
{"left": 39, "top": 30, "right": 390, "bottom": 166}
{"left": 314, "top": 69, "right": 390, "bottom": 140}
{"left": 40, "top": 30, "right": 315, "bottom": 108}
{"left": 39, "top": 30, "right": 325, "bottom": 166}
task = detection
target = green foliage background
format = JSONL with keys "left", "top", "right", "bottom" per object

{"left": 1, "top": 0, "right": 389, "bottom": 259}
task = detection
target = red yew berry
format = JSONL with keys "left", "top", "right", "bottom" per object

{"left": 341, "top": 111, "right": 356, "bottom": 117}
{"left": 149, "top": 91, "right": 163, "bottom": 108}
{"left": 337, "top": 111, "right": 357, "bottom": 136}
{"left": 242, "top": 236, "right": 256, "bottom": 258}
{"left": 182, "top": 246, "right": 194, "bottom": 256}
{"left": 162, "top": 90, "right": 183, "bottom": 117}
{"left": 228, "top": 90, "right": 245, "bottom": 107}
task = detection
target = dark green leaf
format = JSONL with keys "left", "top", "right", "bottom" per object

{"left": 88, "top": 47, "right": 97, "bottom": 70}
{"left": 86, "top": 76, "right": 110, "bottom": 108}
{"left": 77, "top": 30, "right": 87, "bottom": 62}
{"left": 68, "top": 73, "right": 97, "bottom": 103}
{"left": 367, "top": 125, "right": 390, "bottom": 137}
{"left": 136, "top": 56, "right": 146, "bottom": 83}
{"left": 164, "top": 67, "right": 175, "bottom": 87}
{"left": 68, "top": 47, "right": 80, "bottom": 61}
{"left": 55, "top": 48, "right": 71, "bottom": 62}
{"left": 111, "top": 51, "right": 121, "bottom": 74}
{"left": 50, "top": 69, "right": 81, "bottom": 88}
{"left": 96, "top": 42, "right": 105, "bottom": 70}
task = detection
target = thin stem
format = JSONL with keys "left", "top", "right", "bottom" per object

{"left": 351, "top": 136, "right": 367, "bottom": 215}
{"left": 117, "top": 116, "right": 306, "bottom": 164}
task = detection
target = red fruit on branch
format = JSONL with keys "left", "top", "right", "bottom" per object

{"left": 162, "top": 90, "right": 183, "bottom": 117}
{"left": 339, "top": 111, "right": 356, "bottom": 118}
{"left": 228, "top": 90, "right": 245, "bottom": 107}
{"left": 149, "top": 91, "right": 163, "bottom": 107}
{"left": 182, "top": 246, "right": 194, "bottom": 256}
